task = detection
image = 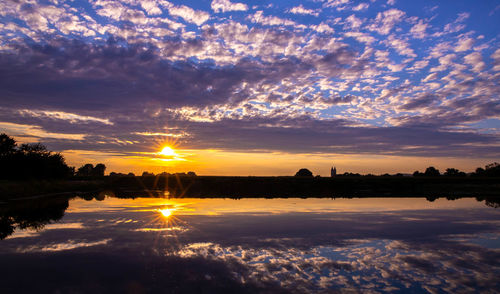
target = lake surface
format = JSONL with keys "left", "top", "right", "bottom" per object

{"left": 1, "top": 196, "right": 499, "bottom": 293}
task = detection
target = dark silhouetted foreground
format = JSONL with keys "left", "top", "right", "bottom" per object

{"left": 0, "top": 134, "right": 73, "bottom": 179}
{"left": 107, "top": 175, "right": 500, "bottom": 198}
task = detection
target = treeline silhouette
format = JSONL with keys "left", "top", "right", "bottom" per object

{"left": 0, "top": 133, "right": 105, "bottom": 180}
{"left": 412, "top": 165, "right": 500, "bottom": 177}
{"left": 106, "top": 174, "right": 500, "bottom": 198}
{"left": 291, "top": 165, "right": 500, "bottom": 178}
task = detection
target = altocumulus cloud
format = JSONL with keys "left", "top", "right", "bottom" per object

{"left": 0, "top": 0, "right": 499, "bottom": 157}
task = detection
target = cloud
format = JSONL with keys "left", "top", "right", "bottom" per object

{"left": 455, "top": 37, "right": 474, "bottom": 52}
{"left": 248, "top": 11, "right": 300, "bottom": 27}
{"left": 18, "top": 109, "right": 113, "bottom": 125}
{"left": 352, "top": 3, "right": 369, "bottom": 11}
{"left": 323, "top": 0, "right": 351, "bottom": 9}
{"left": 0, "top": 121, "right": 86, "bottom": 140}
{"left": 345, "top": 31, "right": 375, "bottom": 44}
{"left": 161, "top": 2, "right": 210, "bottom": 25}
{"left": 385, "top": 35, "right": 416, "bottom": 57}
{"left": 368, "top": 9, "right": 405, "bottom": 35}
{"left": 140, "top": 0, "right": 163, "bottom": 15}
{"left": 0, "top": 0, "right": 499, "bottom": 159}
{"left": 287, "top": 5, "right": 320, "bottom": 17}
{"left": 491, "top": 49, "right": 500, "bottom": 71}
{"left": 442, "top": 12, "right": 470, "bottom": 34}
{"left": 345, "top": 14, "right": 363, "bottom": 29}
{"left": 310, "top": 22, "right": 334, "bottom": 33}
{"left": 211, "top": 0, "right": 248, "bottom": 13}
{"left": 399, "top": 93, "right": 436, "bottom": 111}
{"left": 410, "top": 20, "right": 428, "bottom": 39}
{"left": 464, "top": 52, "right": 485, "bottom": 73}
{"left": 0, "top": 39, "right": 259, "bottom": 110}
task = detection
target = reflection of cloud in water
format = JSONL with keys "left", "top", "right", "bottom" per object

{"left": 1, "top": 197, "right": 499, "bottom": 293}
{"left": 173, "top": 236, "right": 500, "bottom": 293}
{"left": 135, "top": 227, "right": 188, "bottom": 233}
{"left": 4, "top": 222, "right": 84, "bottom": 240}
{"left": 18, "top": 238, "right": 111, "bottom": 252}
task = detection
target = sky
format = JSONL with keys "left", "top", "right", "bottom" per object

{"left": 0, "top": 0, "right": 499, "bottom": 176}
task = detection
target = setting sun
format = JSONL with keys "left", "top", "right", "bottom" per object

{"left": 159, "top": 146, "right": 177, "bottom": 157}
{"left": 159, "top": 208, "right": 173, "bottom": 218}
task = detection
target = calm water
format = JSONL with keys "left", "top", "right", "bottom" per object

{"left": 1, "top": 196, "right": 499, "bottom": 293}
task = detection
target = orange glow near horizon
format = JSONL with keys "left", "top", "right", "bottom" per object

{"left": 10, "top": 131, "right": 495, "bottom": 176}
{"left": 62, "top": 148, "right": 496, "bottom": 177}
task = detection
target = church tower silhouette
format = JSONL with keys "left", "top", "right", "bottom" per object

{"left": 331, "top": 166, "right": 336, "bottom": 177}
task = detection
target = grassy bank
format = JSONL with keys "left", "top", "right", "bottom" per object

{"left": 0, "top": 179, "right": 104, "bottom": 201}
{"left": 109, "top": 175, "right": 500, "bottom": 198}
{"left": 1, "top": 175, "right": 499, "bottom": 200}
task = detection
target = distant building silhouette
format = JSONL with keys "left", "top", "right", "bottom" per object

{"left": 330, "top": 166, "right": 336, "bottom": 177}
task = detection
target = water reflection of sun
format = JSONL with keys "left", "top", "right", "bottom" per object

{"left": 137, "top": 203, "right": 195, "bottom": 241}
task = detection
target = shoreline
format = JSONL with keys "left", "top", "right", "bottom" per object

{"left": 1, "top": 175, "right": 499, "bottom": 200}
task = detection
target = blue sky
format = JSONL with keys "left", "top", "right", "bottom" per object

{"left": 0, "top": 0, "right": 499, "bottom": 174}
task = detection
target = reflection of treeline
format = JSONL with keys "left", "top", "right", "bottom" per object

{"left": 0, "top": 192, "right": 497, "bottom": 240}
{"left": 425, "top": 196, "right": 500, "bottom": 208}
{"left": 0, "top": 196, "right": 69, "bottom": 240}
{"left": 81, "top": 189, "right": 500, "bottom": 209}
{"left": 0, "top": 134, "right": 106, "bottom": 180}
{"left": 108, "top": 175, "right": 500, "bottom": 198}
{"left": 108, "top": 171, "right": 197, "bottom": 177}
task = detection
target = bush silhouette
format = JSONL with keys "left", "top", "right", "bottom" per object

{"left": 424, "top": 167, "right": 440, "bottom": 177}
{"left": 444, "top": 168, "right": 466, "bottom": 177}
{"left": 295, "top": 168, "right": 313, "bottom": 177}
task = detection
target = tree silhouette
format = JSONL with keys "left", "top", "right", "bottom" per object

{"left": 473, "top": 162, "right": 500, "bottom": 177}
{"left": 424, "top": 166, "right": 440, "bottom": 177}
{"left": 92, "top": 163, "right": 106, "bottom": 176}
{"left": 0, "top": 134, "right": 73, "bottom": 179}
{"left": 0, "top": 133, "right": 16, "bottom": 155}
{"left": 77, "top": 164, "right": 94, "bottom": 176}
{"left": 76, "top": 163, "right": 106, "bottom": 177}
{"left": 19, "top": 143, "right": 47, "bottom": 154}
{"left": 444, "top": 168, "right": 466, "bottom": 177}
{"left": 295, "top": 168, "right": 313, "bottom": 177}
{"left": 484, "top": 162, "right": 500, "bottom": 176}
